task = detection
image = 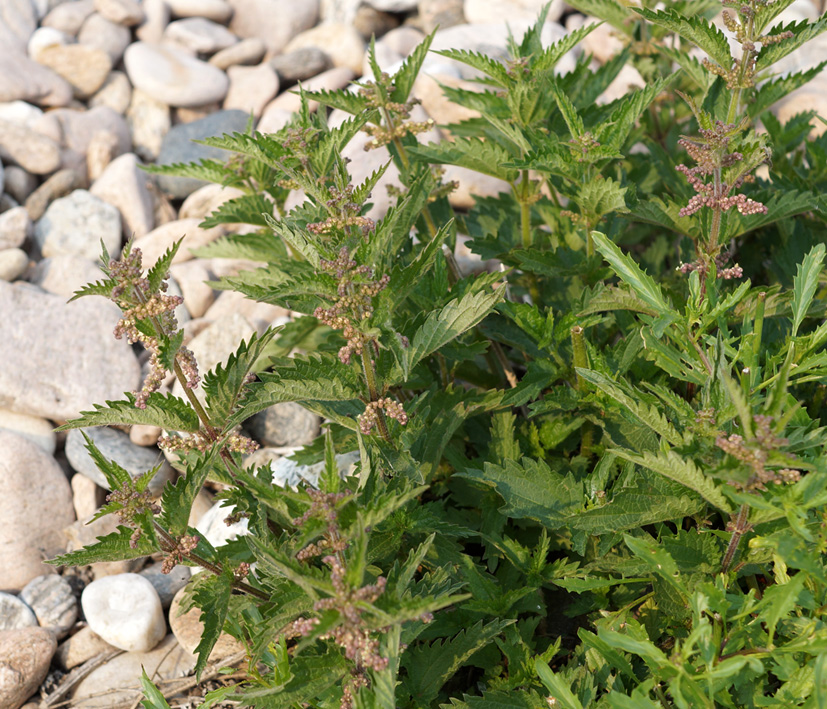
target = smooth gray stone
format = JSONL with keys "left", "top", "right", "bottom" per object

{"left": 19, "top": 574, "right": 78, "bottom": 638}
{"left": 154, "top": 109, "right": 250, "bottom": 198}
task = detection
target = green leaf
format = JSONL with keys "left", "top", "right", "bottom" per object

{"left": 578, "top": 286, "right": 657, "bottom": 317}
{"left": 391, "top": 30, "right": 435, "bottom": 103}
{"left": 591, "top": 231, "right": 674, "bottom": 318}
{"left": 433, "top": 48, "right": 512, "bottom": 88}
{"left": 47, "top": 523, "right": 159, "bottom": 566}
{"left": 756, "top": 17, "right": 827, "bottom": 72}
{"left": 140, "top": 670, "right": 172, "bottom": 709}
{"left": 394, "top": 284, "right": 505, "bottom": 381}
{"left": 535, "top": 658, "right": 584, "bottom": 709}
{"left": 576, "top": 369, "right": 688, "bottom": 446}
{"left": 80, "top": 431, "right": 133, "bottom": 490}
{"left": 408, "top": 139, "right": 519, "bottom": 182}
{"left": 262, "top": 213, "right": 320, "bottom": 268}
{"left": 598, "top": 77, "right": 674, "bottom": 152}
{"left": 533, "top": 23, "right": 602, "bottom": 74}
{"left": 191, "top": 231, "right": 285, "bottom": 262}
{"left": 623, "top": 534, "right": 684, "bottom": 595}
{"left": 574, "top": 177, "right": 629, "bottom": 219}
{"left": 457, "top": 459, "right": 584, "bottom": 528}
{"left": 146, "top": 239, "right": 183, "bottom": 292}
{"left": 791, "top": 243, "right": 826, "bottom": 337}
{"left": 564, "top": 0, "right": 633, "bottom": 34}
{"left": 202, "top": 328, "right": 278, "bottom": 426}
{"left": 403, "top": 620, "right": 514, "bottom": 705}
{"left": 748, "top": 62, "right": 827, "bottom": 118}
{"left": 610, "top": 449, "right": 732, "bottom": 513}
{"left": 190, "top": 572, "right": 233, "bottom": 679}
{"left": 55, "top": 393, "right": 201, "bottom": 433}
{"left": 570, "top": 487, "right": 702, "bottom": 535}
{"left": 158, "top": 448, "right": 219, "bottom": 536}
{"left": 549, "top": 82, "right": 584, "bottom": 139}
{"left": 763, "top": 573, "right": 807, "bottom": 644}
{"left": 226, "top": 354, "right": 364, "bottom": 430}
{"left": 69, "top": 277, "right": 116, "bottom": 302}
{"left": 142, "top": 159, "right": 234, "bottom": 185}
{"left": 199, "top": 193, "right": 277, "bottom": 229}
{"left": 633, "top": 7, "right": 732, "bottom": 68}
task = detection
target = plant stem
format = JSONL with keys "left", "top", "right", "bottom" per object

{"left": 153, "top": 521, "right": 269, "bottom": 600}
{"left": 722, "top": 504, "right": 751, "bottom": 574}
{"left": 360, "top": 349, "right": 392, "bottom": 444}
{"left": 520, "top": 170, "right": 532, "bottom": 249}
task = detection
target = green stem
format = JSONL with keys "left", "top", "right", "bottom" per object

{"left": 361, "top": 347, "right": 392, "bottom": 444}
{"left": 722, "top": 504, "right": 751, "bottom": 575}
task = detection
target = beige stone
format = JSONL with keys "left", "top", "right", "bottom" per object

{"left": 264, "top": 66, "right": 355, "bottom": 114}
{"left": 0, "top": 628, "right": 56, "bottom": 709}
{"left": 169, "top": 586, "right": 244, "bottom": 659}
{"left": 55, "top": 626, "right": 117, "bottom": 671}
{"left": 71, "top": 473, "right": 104, "bottom": 521}
{"left": 36, "top": 45, "right": 112, "bottom": 100}
{"left": 135, "top": 218, "right": 227, "bottom": 265}
{"left": 414, "top": 72, "right": 481, "bottom": 133}
{"left": 223, "top": 63, "right": 279, "bottom": 117}
{"left": 285, "top": 22, "right": 366, "bottom": 76}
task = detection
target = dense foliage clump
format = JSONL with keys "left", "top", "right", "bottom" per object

{"left": 52, "top": 1, "right": 827, "bottom": 706}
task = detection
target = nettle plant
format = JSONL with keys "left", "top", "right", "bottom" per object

{"left": 50, "top": 1, "right": 827, "bottom": 707}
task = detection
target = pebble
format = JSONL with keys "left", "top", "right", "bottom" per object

{"left": 135, "top": 218, "right": 226, "bottom": 265}
{"left": 130, "top": 423, "right": 162, "bottom": 446}
{"left": 195, "top": 499, "right": 249, "bottom": 550}
{"left": 0, "top": 430, "right": 75, "bottom": 592}
{"left": 78, "top": 12, "right": 132, "bottom": 65}
{"left": 35, "top": 44, "right": 113, "bottom": 100}
{"left": 169, "top": 0, "right": 234, "bottom": 22}
{"left": 19, "top": 574, "right": 78, "bottom": 639}
{"left": 25, "top": 168, "right": 85, "bottom": 221}
{"left": 0, "top": 248, "right": 29, "bottom": 282}
{"left": 34, "top": 189, "right": 122, "bottom": 260}
{"left": 0, "top": 207, "right": 32, "bottom": 249}
{"left": 86, "top": 129, "right": 120, "bottom": 180}
{"left": 90, "top": 152, "right": 155, "bottom": 239}
{"left": 364, "top": 0, "right": 418, "bottom": 10}
{"left": 0, "top": 592, "right": 38, "bottom": 631}
{"left": 42, "top": 0, "right": 96, "bottom": 36}
{"left": 203, "top": 289, "right": 287, "bottom": 330}
{"left": 124, "top": 42, "right": 230, "bottom": 108}
{"left": 154, "top": 109, "right": 250, "bottom": 197}
{"left": 55, "top": 626, "right": 117, "bottom": 671}
{"left": 285, "top": 23, "right": 366, "bottom": 76}
{"left": 229, "top": 0, "right": 320, "bottom": 55}
{"left": 0, "top": 47, "right": 72, "bottom": 107}
{"left": 209, "top": 37, "right": 267, "bottom": 70}
{"left": 269, "top": 46, "right": 333, "bottom": 86}
{"left": 179, "top": 182, "right": 245, "bottom": 220}
{"left": 140, "top": 562, "right": 191, "bottom": 608}
{"left": 89, "top": 70, "right": 133, "bottom": 114}
{"left": 0, "top": 282, "right": 140, "bottom": 421}
{"left": 464, "top": 0, "right": 567, "bottom": 24}
{"left": 224, "top": 63, "right": 280, "bottom": 117}
{"left": 352, "top": 5, "right": 400, "bottom": 39}
{"left": 0, "top": 100, "right": 44, "bottom": 128}
{"left": 63, "top": 513, "right": 144, "bottom": 578}
{"left": 81, "top": 574, "right": 166, "bottom": 652}
{"left": 246, "top": 403, "right": 320, "bottom": 447}
{"left": 71, "top": 472, "right": 104, "bottom": 520}
{"left": 135, "top": 0, "right": 170, "bottom": 43}
{"left": 70, "top": 634, "right": 195, "bottom": 708}
{"left": 169, "top": 259, "right": 216, "bottom": 318}
{"left": 0, "top": 119, "right": 61, "bottom": 175}
{"left": 0, "top": 408, "right": 55, "bottom": 454}
{"left": 169, "top": 585, "right": 244, "bottom": 658}
{"left": 3, "top": 167, "right": 38, "bottom": 204}
{"left": 28, "top": 26, "right": 69, "bottom": 61}
{"left": 0, "top": 628, "right": 56, "bottom": 709}
{"left": 27, "top": 253, "right": 105, "bottom": 298}
{"left": 65, "top": 426, "right": 175, "bottom": 496}
{"left": 419, "top": 0, "right": 465, "bottom": 32}
{"left": 1, "top": 0, "right": 37, "bottom": 49}
{"left": 264, "top": 66, "right": 355, "bottom": 114}
{"left": 94, "top": 0, "right": 145, "bottom": 27}
{"left": 126, "top": 89, "right": 171, "bottom": 161}
{"left": 165, "top": 17, "right": 239, "bottom": 54}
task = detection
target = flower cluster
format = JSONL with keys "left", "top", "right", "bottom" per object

{"left": 358, "top": 397, "right": 408, "bottom": 435}
{"left": 106, "top": 479, "right": 162, "bottom": 548}
{"left": 358, "top": 73, "right": 435, "bottom": 151}
{"left": 675, "top": 122, "right": 768, "bottom": 219}
{"left": 716, "top": 415, "right": 801, "bottom": 490}
{"left": 313, "top": 247, "right": 390, "bottom": 365}
{"left": 160, "top": 534, "right": 200, "bottom": 574}
{"left": 704, "top": 2, "right": 794, "bottom": 89}
{"left": 158, "top": 430, "right": 258, "bottom": 454}
{"left": 308, "top": 184, "right": 376, "bottom": 238}
{"left": 677, "top": 248, "right": 743, "bottom": 280}
{"left": 108, "top": 246, "right": 200, "bottom": 408}
{"left": 286, "top": 554, "right": 389, "bottom": 709}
